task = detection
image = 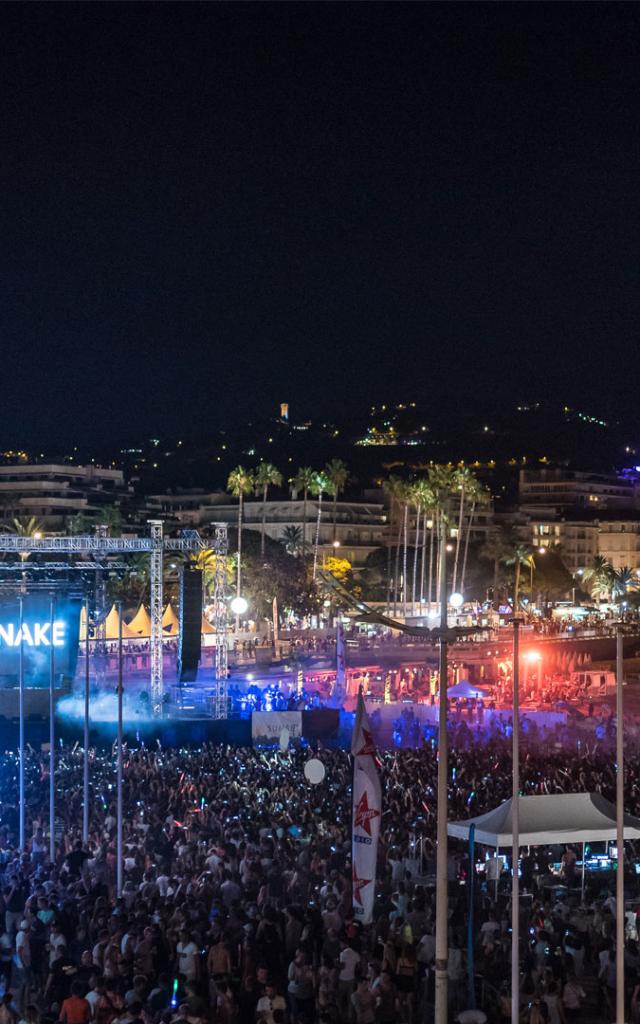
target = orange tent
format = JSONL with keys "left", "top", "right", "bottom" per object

{"left": 104, "top": 604, "right": 137, "bottom": 640}
{"left": 128, "top": 605, "right": 151, "bottom": 637}
{"left": 162, "top": 602, "right": 179, "bottom": 636}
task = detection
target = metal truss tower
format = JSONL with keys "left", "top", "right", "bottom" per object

{"left": 212, "top": 523, "right": 229, "bottom": 720}
{"left": 147, "top": 521, "right": 164, "bottom": 715}
{"left": 95, "top": 524, "right": 109, "bottom": 652}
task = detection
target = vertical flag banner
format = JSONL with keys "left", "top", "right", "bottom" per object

{"left": 272, "top": 597, "right": 279, "bottom": 648}
{"left": 334, "top": 620, "right": 346, "bottom": 706}
{"left": 351, "top": 692, "right": 381, "bottom": 925}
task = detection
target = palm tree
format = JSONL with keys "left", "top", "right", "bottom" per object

{"left": 383, "top": 475, "right": 406, "bottom": 615}
{"left": 254, "top": 462, "right": 283, "bottom": 560}
{"left": 459, "top": 477, "right": 490, "bottom": 596}
{"left": 480, "top": 528, "right": 510, "bottom": 609}
{"left": 610, "top": 565, "right": 639, "bottom": 602}
{"left": 582, "top": 555, "right": 614, "bottom": 601}
{"left": 400, "top": 484, "right": 410, "bottom": 618}
{"left": 310, "top": 471, "right": 332, "bottom": 580}
{"left": 292, "top": 467, "right": 316, "bottom": 556}
{"left": 227, "top": 465, "right": 255, "bottom": 615}
{"left": 427, "top": 464, "right": 458, "bottom": 607}
{"left": 280, "top": 525, "right": 303, "bottom": 556}
{"left": 504, "top": 540, "right": 535, "bottom": 611}
{"left": 412, "top": 480, "right": 436, "bottom": 605}
{"left": 94, "top": 505, "right": 123, "bottom": 536}
{"left": 451, "top": 467, "right": 474, "bottom": 593}
{"left": 325, "top": 458, "right": 349, "bottom": 544}
{"left": 408, "top": 481, "right": 428, "bottom": 610}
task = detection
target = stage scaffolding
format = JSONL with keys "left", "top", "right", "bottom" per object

{"left": 212, "top": 524, "right": 229, "bottom": 720}
{"left": 0, "top": 524, "right": 229, "bottom": 715}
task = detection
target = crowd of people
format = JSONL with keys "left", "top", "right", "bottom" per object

{"left": 1, "top": 734, "right": 640, "bottom": 1024}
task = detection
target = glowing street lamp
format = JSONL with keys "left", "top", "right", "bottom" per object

{"left": 230, "top": 595, "right": 248, "bottom": 617}
{"left": 449, "top": 592, "right": 464, "bottom": 610}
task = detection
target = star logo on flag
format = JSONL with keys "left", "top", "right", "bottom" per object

{"left": 354, "top": 790, "right": 380, "bottom": 836}
{"left": 352, "top": 864, "right": 372, "bottom": 906}
{"left": 355, "top": 728, "right": 376, "bottom": 757}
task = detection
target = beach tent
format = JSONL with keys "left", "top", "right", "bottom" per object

{"left": 201, "top": 615, "right": 215, "bottom": 635}
{"left": 448, "top": 792, "right": 640, "bottom": 847}
{"left": 162, "top": 602, "right": 178, "bottom": 627}
{"left": 446, "top": 680, "right": 489, "bottom": 699}
{"left": 128, "top": 605, "right": 151, "bottom": 636}
{"left": 103, "top": 604, "right": 137, "bottom": 640}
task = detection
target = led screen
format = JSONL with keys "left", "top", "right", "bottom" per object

{"left": 0, "top": 595, "right": 81, "bottom": 688}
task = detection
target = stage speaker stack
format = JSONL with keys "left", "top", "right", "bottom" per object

{"left": 178, "top": 568, "right": 203, "bottom": 683}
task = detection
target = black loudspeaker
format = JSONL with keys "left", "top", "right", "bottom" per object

{"left": 178, "top": 568, "right": 202, "bottom": 682}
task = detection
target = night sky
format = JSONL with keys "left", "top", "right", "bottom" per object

{"left": 1, "top": 3, "right": 639, "bottom": 448}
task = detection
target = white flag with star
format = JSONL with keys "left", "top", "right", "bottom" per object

{"left": 351, "top": 692, "right": 381, "bottom": 925}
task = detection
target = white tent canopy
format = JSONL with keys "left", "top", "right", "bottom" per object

{"left": 448, "top": 792, "right": 640, "bottom": 847}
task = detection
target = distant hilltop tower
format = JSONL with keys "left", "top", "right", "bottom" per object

{"left": 280, "top": 402, "right": 289, "bottom": 422}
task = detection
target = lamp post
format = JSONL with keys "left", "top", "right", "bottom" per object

{"left": 49, "top": 595, "right": 55, "bottom": 865}
{"left": 18, "top": 596, "right": 25, "bottom": 852}
{"left": 116, "top": 603, "right": 124, "bottom": 898}
{"left": 434, "top": 521, "right": 449, "bottom": 1024}
{"left": 83, "top": 595, "right": 90, "bottom": 844}
{"left": 511, "top": 618, "right": 521, "bottom": 1024}
{"left": 616, "top": 626, "right": 624, "bottom": 1024}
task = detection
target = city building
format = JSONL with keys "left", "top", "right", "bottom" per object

{"left": 596, "top": 516, "right": 640, "bottom": 571}
{"left": 0, "top": 463, "right": 129, "bottom": 530}
{"left": 523, "top": 512, "right": 640, "bottom": 575}
{"left": 143, "top": 492, "right": 387, "bottom": 567}
{"left": 518, "top": 468, "right": 640, "bottom": 514}
{"left": 526, "top": 518, "right": 599, "bottom": 574}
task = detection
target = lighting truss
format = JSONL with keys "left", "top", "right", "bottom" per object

{"left": 212, "top": 524, "right": 229, "bottom": 719}
{"left": 0, "top": 562, "right": 131, "bottom": 571}
{"left": 148, "top": 521, "right": 164, "bottom": 716}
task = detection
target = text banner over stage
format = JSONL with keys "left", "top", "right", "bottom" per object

{"left": 0, "top": 596, "right": 82, "bottom": 688}
{"left": 251, "top": 711, "right": 303, "bottom": 746}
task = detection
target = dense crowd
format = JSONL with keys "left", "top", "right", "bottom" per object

{"left": 1, "top": 736, "right": 640, "bottom": 1024}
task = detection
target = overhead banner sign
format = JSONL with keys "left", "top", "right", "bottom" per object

{"left": 251, "top": 711, "right": 303, "bottom": 746}
{"left": 0, "top": 596, "right": 82, "bottom": 688}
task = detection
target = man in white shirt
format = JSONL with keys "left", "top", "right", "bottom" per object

{"left": 338, "top": 942, "right": 361, "bottom": 1021}
{"left": 256, "top": 983, "right": 287, "bottom": 1024}
{"left": 176, "top": 929, "right": 200, "bottom": 982}
{"left": 416, "top": 930, "right": 436, "bottom": 966}
{"left": 49, "top": 922, "right": 67, "bottom": 966}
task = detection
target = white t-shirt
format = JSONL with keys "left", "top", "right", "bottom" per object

{"left": 16, "top": 929, "right": 30, "bottom": 969}
{"left": 177, "top": 940, "right": 199, "bottom": 980}
{"left": 339, "top": 947, "right": 361, "bottom": 982}
{"left": 256, "top": 994, "right": 287, "bottom": 1024}
{"left": 416, "top": 933, "right": 435, "bottom": 965}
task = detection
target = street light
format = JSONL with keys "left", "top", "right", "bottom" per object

{"left": 230, "top": 596, "right": 248, "bottom": 616}
{"left": 449, "top": 592, "right": 464, "bottom": 609}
